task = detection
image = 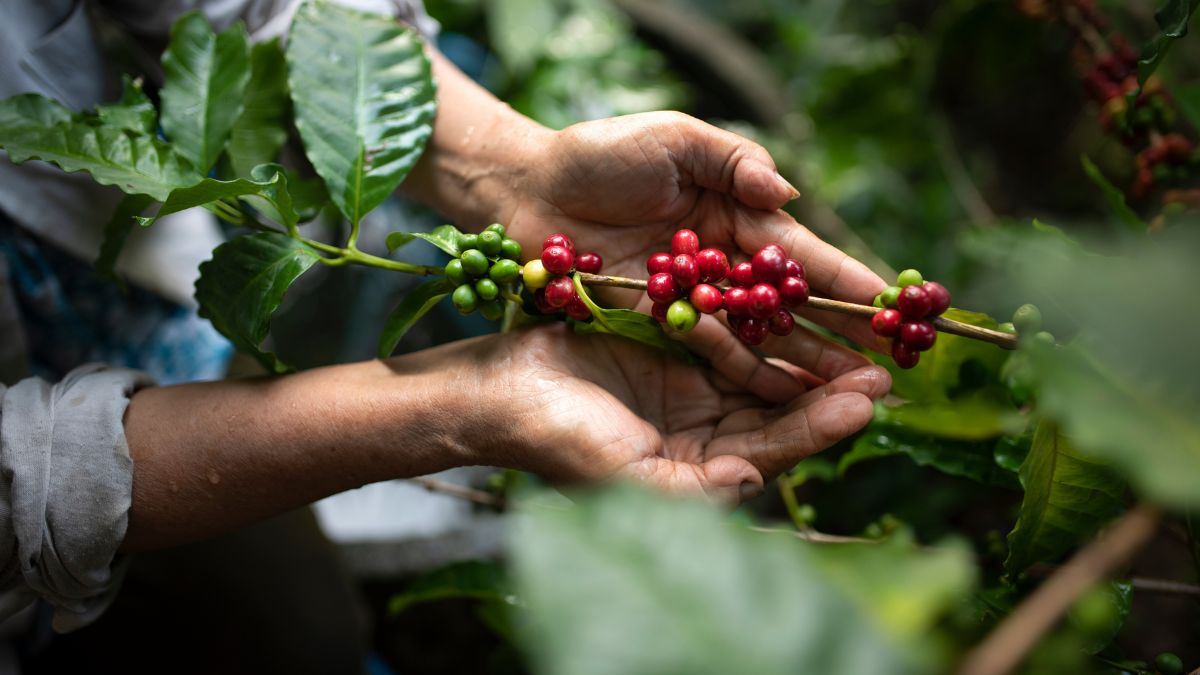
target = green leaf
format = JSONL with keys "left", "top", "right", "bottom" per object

{"left": 874, "top": 396, "right": 1022, "bottom": 441}
{"left": 410, "top": 224, "right": 464, "bottom": 257}
{"left": 1177, "top": 81, "right": 1200, "bottom": 131}
{"left": 1135, "top": 0, "right": 1200, "bottom": 85}
{"left": 96, "top": 193, "right": 154, "bottom": 280}
{"left": 0, "top": 94, "right": 199, "bottom": 200}
{"left": 227, "top": 39, "right": 291, "bottom": 177}
{"left": 511, "top": 485, "right": 975, "bottom": 675}
{"left": 96, "top": 76, "right": 157, "bottom": 134}
{"left": 287, "top": 0, "right": 437, "bottom": 225}
{"left": 136, "top": 164, "right": 297, "bottom": 228}
{"left": 378, "top": 277, "right": 454, "bottom": 358}
{"left": 1067, "top": 580, "right": 1132, "bottom": 655}
{"left": 875, "top": 308, "right": 1009, "bottom": 404}
{"left": 387, "top": 561, "right": 514, "bottom": 616}
{"left": 1080, "top": 155, "right": 1144, "bottom": 232}
{"left": 840, "top": 419, "right": 1021, "bottom": 489}
{"left": 160, "top": 12, "right": 251, "bottom": 172}
{"left": 1004, "top": 420, "right": 1125, "bottom": 576}
{"left": 386, "top": 231, "right": 416, "bottom": 253}
{"left": 489, "top": 0, "right": 558, "bottom": 75}
{"left": 571, "top": 274, "right": 697, "bottom": 362}
{"left": 194, "top": 232, "right": 321, "bottom": 373}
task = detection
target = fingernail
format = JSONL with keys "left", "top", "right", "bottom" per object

{"left": 739, "top": 482, "right": 764, "bottom": 501}
{"left": 776, "top": 172, "right": 800, "bottom": 200}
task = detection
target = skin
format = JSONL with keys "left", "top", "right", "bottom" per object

{"left": 121, "top": 44, "right": 893, "bottom": 551}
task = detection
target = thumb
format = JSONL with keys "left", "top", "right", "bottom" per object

{"left": 677, "top": 114, "right": 799, "bottom": 210}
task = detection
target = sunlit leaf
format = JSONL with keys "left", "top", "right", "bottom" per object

{"left": 388, "top": 561, "right": 515, "bottom": 616}
{"left": 96, "top": 76, "right": 157, "bottom": 134}
{"left": 227, "top": 39, "right": 291, "bottom": 177}
{"left": 1135, "top": 0, "right": 1199, "bottom": 85}
{"left": 571, "top": 274, "right": 697, "bottom": 362}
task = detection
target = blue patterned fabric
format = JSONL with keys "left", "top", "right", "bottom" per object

{"left": 0, "top": 216, "right": 231, "bottom": 386}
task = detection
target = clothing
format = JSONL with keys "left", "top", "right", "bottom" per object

{"left": 0, "top": 0, "right": 436, "bottom": 635}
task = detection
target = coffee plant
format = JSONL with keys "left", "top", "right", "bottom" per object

{"left": 1, "top": 0, "right": 1199, "bottom": 673}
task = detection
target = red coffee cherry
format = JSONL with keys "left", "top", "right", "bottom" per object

{"left": 533, "top": 288, "right": 555, "bottom": 315}
{"left": 769, "top": 309, "right": 794, "bottom": 336}
{"left": 747, "top": 283, "right": 781, "bottom": 319}
{"left": 646, "top": 273, "right": 681, "bottom": 303}
{"left": 689, "top": 283, "right": 723, "bottom": 314}
{"left": 778, "top": 276, "right": 809, "bottom": 307}
{"left": 737, "top": 317, "right": 769, "bottom": 345}
{"left": 647, "top": 252, "right": 673, "bottom": 275}
{"left": 729, "top": 262, "right": 756, "bottom": 287}
{"left": 541, "top": 245, "right": 575, "bottom": 275}
{"left": 564, "top": 294, "right": 592, "bottom": 321}
{"left": 543, "top": 233, "right": 575, "bottom": 253}
{"left": 650, "top": 301, "right": 670, "bottom": 323}
{"left": 671, "top": 254, "right": 700, "bottom": 288}
{"left": 899, "top": 320, "right": 937, "bottom": 351}
{"left": 891, "top": 341, "right": 920, "bottom": 369}
{"left": 784, "top": 258, "right": 805, "bottom": 278}
{"left": 671, "top": 229, "right": 700, "bottom": 256}
{"left": 545, "top": 277, "right": 576, "bottom": 308}
{"left": 751, "top": 245, "right": 787, "bottom": 283}
{"left": 695, "top": 248, "right": 730, "bottom": 283}
{"left": 870, "top": 308, "right": 903, "bottom": 338}
{"left": 897, "top": 285, "right": 932, "bottom": 318}
{"left": 922, "top": 281, "right": 951, "bottom": 316}
{"left": 575, "top": 251, "right": 603, "bottom": 274}
{"left": 723, "top": 287, "right": 751, "bottom": 316}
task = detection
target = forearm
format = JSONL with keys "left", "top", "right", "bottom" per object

{"left": 401, "top": 50, "right": 552, "bottom": 228}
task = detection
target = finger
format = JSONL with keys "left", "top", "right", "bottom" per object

{"left": 672, "top": 313, "right": 805, "bottom": 404}
{"left": 710, "top": 310, "right": 873, "bottom": 381}
{"left": 712, "top": 365, "right": 889, "bottom": 437}
{"left": 673, "top": 114, "right": 798, "bottom": 210}
{"left": 620, "top": 454, "right": 764, "bottom": 505}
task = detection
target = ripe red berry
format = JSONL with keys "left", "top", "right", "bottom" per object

{"left": 545, "top": 277, "right": 575, "bottom": 308}
{"left": 737, "top": 317, "right": 769, "bottom": 346}
{"left": 751, "top": 245, "right": 787, "bottom": 283}
{"left": 778, "top": 276, "right": 809, "bottom": 307}
{"left": 747, "top": 283, "right": 781, "bottom": 319}
{"left": 730, "top": 262, "right": 756, "bottom": 287}
{"left": 647, "top": 252, "right": 673, "bottom": 275}
{"left": 897, "top": 285, "right": 932, "bottom": 318}
{"left": 533, "top": 288, "right": 555, "bottom": 314}
{"left": 541, "top": 245, "right": 575, "bottom": 275}
{"left": 543, "top": 233, "right": 575, "bottom": 253}
{"left": 689, "top": 283, "right": 723, "bottom": 314}
{"left": 769, "top": 309, "right": 794, "bottom": 336}
{"left": 891, "top": 341, "right": 920, "bottom": 369}
{"left": 671, "top": 254, "right": 700, "bottom": 288}
{"left": 575, "top": 251, "right": 603, "bottom": 274}
{"left": 671, "top": 229, "right": 700, "bottom": 256}
{"left": 651, "top": 301, "right": 670, "bottom": 323}
{"left": 695, "top": 248, "right": 730, "bottom": 283}
{"left": 564, "top": 294, "right": 592, "bottom": 321}
{"left": 646, "top": 273, "right": 681, "bottom": 303}
{"left": 723, "top": 287, "right": 750, "bottom": 316}
{"left": 899, "top": 320, "right": 937, "bottom": 352}
{"left": 922, "top": 281, "right": 951, "bottom": 316}
{"left": 784, "top": 258, "right": 804, "bottom": 278}
{"left": 870, "top": 308, "right": 903, "bottom": 338}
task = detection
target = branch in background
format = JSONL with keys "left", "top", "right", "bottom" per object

{"left": 931, "top": 113, "right": 998, "bottom": 227}
{"left": 409, "top": 476, "right": 505, "bottom": 508}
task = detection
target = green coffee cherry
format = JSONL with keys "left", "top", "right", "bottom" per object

{"left": 1154, "top": 652, "right": 1183, "bottom": 675}
{"left": 489, "top": 258, "right": 520, "bottom": 283}
{"left": 880, "top": 286, "right": 902, "bottom": 308}
{"left": 475, "top": 278, "right": 499, "bottom": 301}
{"left": 872, "top": 294, "right": 884, "bottom": 309}
{"left": 479, "top": 299, "right": 504, "bottom": 321}
{"left": 666, "top": 299, "right": 699, "bottom": 333}
{"left": 451, "top": 284, "right": 478, "bottom": 314}
{"left": 461, "top": 249, "right": 489, "bottom": 276}
{"left": 458, "top": 233, "right": 479, "bottom": 251}
{"left": 500, "top": 238, "right": 522, "bottom": 260}
{"left": 997, "top": 322, "right": 1016, "bottom": 334}
{"left": 1068, "top": 586, "right": 1119, "bottom": 638}
{"left": 1033, "top": 330, "right": 1056, "bottom": 346}
{"left": 897, "top": 268, "right": 923, "bottom": 287}
{"left": 1012, "top": 303, "right": 1042, "bottom": 334}
{"left": 444, "top": 259, "right": 468, "bottom": 285}
{"left": 522, "top": 259, "right": 551, "bottom": 290}
{"left": 485, "top": 223, "right": 506, "bottom": 236}
{"left": 478, "top": 230, "right": 503, "bottom": 257}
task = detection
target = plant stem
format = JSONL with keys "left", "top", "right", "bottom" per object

{"left": 304, "top": 237, "right": 445, "bottom": 276}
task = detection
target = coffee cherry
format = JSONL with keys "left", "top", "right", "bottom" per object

{"left": 461, "top": 249, "right": 489, "bottom": 276}
{"left": 1012, "top": 303, "right": 1042, "bottom": 334}
{"left": 695, "top": 248, "right": 730, "bottom": 283}
{"left": 575, "top": 251, "right": 603, "bottom": 274}
{"left": 500, "top": 238, "right": 522, "bottom": 260}
{"left": 479, "top": 299, "right": 504, "bottom": 321}
{"left": 897, "top": 268, "right": 924, "bottom": 287}
{"left": 922, "top": 281, "right": 951, "bottom": 316}
{"left": 533, "top": 288, "right": 555, "bottom": 314}
{"left": 897, "top": 285, "right": 932, "bottom": 318}
{"left": 880, "top": 286, "right": 902, "bottom": 308}
{"left": 545, "top": 277, "right": 576, "bottom": 308}
{"left": 478, "top": 230, "right": 503, "bottom": 257}
{"left": 727, "top": 314, "right": 746, "bottom": 331}
{"left": 646, "top": 273, "right": 681, "bottom": 303}
{"left": 873, "top": 295, "right": 885, "bottom": 309}
{"left": 870, "top": 308, "right": 903, "bottom": 337}
{"left": 730, "top": 262, "right": 756, "bottom": 287}
{"left": 1032, "top": 330, "right": 1056, "bottom": 346}
{"left": 723, "top": 287, "right": 751, "bottom": 316}
{"left": 751, "top": 245, "right": 787, "bottom": 283}
{"left": 444, "top": 259, "right": 468, "bottom": 285}
{"left": 671, "top": 229, "right": 700, "bottom": 256}
{"left": 564, "top": 295, "right": 592, "bottom": 321}
{"left": 747, "top": 283, "right": 781, "bottom": 319}
{"left": 778, "top": 276, "right": 809, "bottom": 307}
{"left": 671, "top": 254, "right": 700, "bottom": 288}
{"left": 737, "top": 317, "right": 769, "bottom": 345}
{"left": 522, "top": 259, "right": 551, "bottom": 289}
{"left": 475, "top": 278, "right": 499, "bottom": 301}
{"left": 689, "top": 283, "right": 723, "bottom": 314}
{"left": 458, "top": 233, "right": 479, "bottom": 251}
{"left": 891, "top": 341, "right": 920, "bottom": 369}
{"left": 543, "top": 233, "right": 575, "bottom": 253}
{"left": 647, "top": 252, "right": 673, "bottom": 275}
{"left": 997, "top": 322, "right": 1016, "bottom": 334}
{"left": 541, "top": 245, "right": 575, "bottom": 276}
{"left": 1154, "top": 652, "right": 1183, "bottom": 675}
{"left": 784, "top": 258, "right": 804, "bottom": 278}
{"left": 452, "top": 284, "right": 478, "bottom": 314}
{"left": 899, "top": 320, "right": 936, "bottom": 351}
{"left": 666, "top": 300, "right": 699, "bottom": 333}
{"left": 485, "top": 223, "right": 506, "bottom": 236}
{"left": 769, "top": 309, "right": 794, "bottom": 336}
{"left": 651, "top": 301, "right": 670, "bottom": 323}
{"left": 489, "top": 258, "right": 520, "bottom": 284}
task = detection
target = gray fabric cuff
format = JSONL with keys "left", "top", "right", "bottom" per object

{"left": 0, "top": 364, "right": 154, "bottom": 632}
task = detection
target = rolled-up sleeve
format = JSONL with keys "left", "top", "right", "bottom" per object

{"left": 0, "top": 365, "right": 154, "bottom": 632}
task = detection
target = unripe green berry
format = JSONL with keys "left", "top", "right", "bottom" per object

{"left": 1012, "top": 303, "right": 1042, "bottom": 334}
{"left": 478, "top": 299, "right": 504, "bottom": 321}
{"left": 444, "top": 259, "right": 468, "bottom": 285}
{"left": 522, "top": 259, "right": 551, "bottom": 290}
{"left": 897, "top": 268, "right": 923, "bottom": 287}
{"left": 458, "top": 233, "right": 479, "bottom": 251}
{"left": 872, "top": 294, "right": 884, "bottom": 309}
{"left": 997, "top": 322, "right": 1016, "bottom": 334}
{"left": 452, "top": 284, "right": 478, "bottom": 314}
{"left": 461, "top": 249, "right": 489, "bottom": 276}
{"left": 1154, "top": 652, "right": 1183, "bottom": 675}
{"left": 485, "top": 223, "right": 506, "bottom": 236}
{"left": 1033, "top": 330, "right": 1055, "bottom": 346}
{"left": 489, "top": 258, "right": 520, "bottom": 283}
{"left": 475, "top": 278, "right": 499, "bottom": 301}
{"left": 666, "top": 299, "right": 699, "bottom": 333}
{"left": 500, "top": 238, "right": 522, "bottom": 260}
{"left": 880, "top": 286, "right": 902, "bottom": 308}
{"left": 478, "top": 230, "right": 503, "bottom": 257}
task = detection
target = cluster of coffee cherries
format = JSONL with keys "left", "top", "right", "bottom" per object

{"left": 446, "top": 223, "right": 523, "bottom": 321}
{"left": 869, "top": 269, "right": 951, "bottom": 369}
{"left": 644, "top": 229, "right": 810, "bottom": 345}
{"left": 521, "top": 233, "right": 603, "bottom": 321}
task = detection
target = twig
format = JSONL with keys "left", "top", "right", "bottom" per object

{"left": 1129, "top": 576, "right": 1200, "bottom": 598}
{"left": 576, "top": 272, "right": 1021, "bottom": 350}
{"left": 957, "top": 504, "right": 1162, "bottom": 675}
{"left": 751, "top": 525, "right": 878, "bottom": 545}
{"left": 408, "top": 476, "right": 505, "bottom": 508}
{"left": 931, "top": 114, "right": 997, "bottom": 227}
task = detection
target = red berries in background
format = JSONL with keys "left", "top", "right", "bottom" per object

{"left": 899, "top": 320, "right": 936, "bottom": 351}
{"left": 545, "top": 276, "right": 575, "bottom": 308}
{"left": 671, "top": 229, "right": 700, "bottom": 256}
{"left": 784, "top": 258, "right": 804, "bottom": 278}
{"left": 747, "top": 283, "right": 781, "bottom": 319}
{"left": 870, "top": 308, "right": 902, "bottom": 337}
{"left": 922, "top": 281, "right": 951, "bottom": 316}
{"left": 542, "top": 245, "right": 575, "bottom": 275}
{"left": 647, "top": 252, "right": 672, "bottom": 275}
{"left": 671, "top": 254, "right": 700, "bottom": 288}
{"left": 737, "top": 317, "right": 769, "bottom": 346}
{"left": 690, "top": 284, "right": 723, "bottom": 314}
{"left": 769, "top": 309, "right": 794, "bottom": 337}
{"left": 729, "top": 262, "right": 756, "bottom": 287}
{"left": 696, "top": 248, "right": 729, "bottom": 283}
{"left": 564, "top": 294, "right": 592, "bottom": 321}
{"left": 870, "top": 268, "right": 952, "bottom": 368}
{"left": 891, "top": 341, "right": 920, "bottom": 369}
{"left": 575, "top": 251, "right": 603, "bottom": 274}
{"left": 778, "top": 276, "right": 809, "bottom": 307}
{"left": 529, "top": 232, "right": 603, "bottom": 319}
{"left": 651, "top": 301, "right": 670, "bottom": 323}
{"left": 723, "top": 287, "right": 750, "bottom": 316}
{"left": 751, "top": 245, "right": 787, "bottom": 283}
{"left": 543, "top": 233, "right": 575, "bottom": 253}
{"left": 647, "top": 273, "right": 680, "bottom": 304}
